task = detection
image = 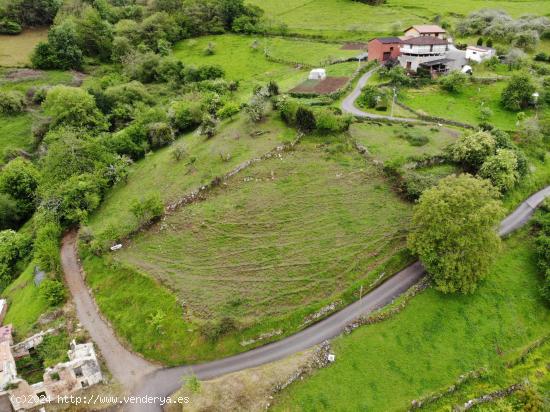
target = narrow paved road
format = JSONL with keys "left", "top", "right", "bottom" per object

{"left": 60, "top": 184, "right": 550, "bottom": 411}
{"left": 61, "top": 232, "right": 158, "bottom": 387}
{"left": 341, "top": 67, "right": 418, "bottom": 122}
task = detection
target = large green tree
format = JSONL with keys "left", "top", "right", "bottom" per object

{"left": 448, "top": 130, "right": 496, "bottom": 172}
{"left": 501, "top": 73, "right": 536, "bottom": 111}
{"left": 0, "top": 157, "right": 40, "bottom": 218}
{"left": 408, "top": 174, "right": 504, "bottom": 294}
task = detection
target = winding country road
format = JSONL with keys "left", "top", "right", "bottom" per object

{"left": 341, "top": 67, "right": 419, "bottom": 122}
{"left": 59, "top": 72, "right": 550, "bottom": 411}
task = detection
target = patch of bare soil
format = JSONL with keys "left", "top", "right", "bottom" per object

{"left": 4, "top": 68, "right": 44, "bottom": 81}
{"left": 341, "top": 42, "right": 367, "bottom": 50}
{"left": 290, "top": 76, "right": 349, "bottom": 95}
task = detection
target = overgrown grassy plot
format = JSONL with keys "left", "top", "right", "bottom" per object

{"left": 87, "top": 113, "right": 295, "bottom": 246}
{"left": 116, "top": 140, "right": 411, "bottom": 323}
{"left": 272, "top": 231, "right": 550, "bottom": 411}
{"left": 86, "top": 139, "right": 411, "bottom": 363}
{"left": 350, "top": 122, "right": 458, "bottom": 165}
{"left": 117, "top": 143, "right": 408, "bottom": 322}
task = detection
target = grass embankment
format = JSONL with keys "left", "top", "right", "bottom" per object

{"left": 172, "top": 34, "right": 359, "bottom": 100}
{"left": 0, "top": 28, "right": 48, "bottom": 67}
{"left": 1, "top": 262, "right": 50, "bottom": 338}
{"left": 272, "top": 231, "right": 550, "bottom": 411}
{"left": 87, "top": 112, "right": 295, "bottom": 245}
{"left": 83, "top": 137, "right": 412, "bottom": 364}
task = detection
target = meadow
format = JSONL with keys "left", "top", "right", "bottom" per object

{"left": 0, "top": 28, "right": 48, "bottom": 67}
{"left": 87, "top": 112, "right": 296, "bottom": 246}
{"left": 248, "top": 0, "right": 550, "bottom": 39}
{"left": 350, "top": 122, "right": 458, "bottom": 165}
{"left": 173, "top": 34, "right": 360, "bottom": 100}
{"left": 400, "top": 82, "right": 524, "bottom": 130}
{"left": 272, "top": 231, "right": 550, "bottom": 411}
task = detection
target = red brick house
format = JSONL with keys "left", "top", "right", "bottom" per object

{"left": 367, "top": 37, "right": 402, "bottom": 63}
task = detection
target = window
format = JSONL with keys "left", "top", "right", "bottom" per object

{"left": 36, "top": 391, "right": 47, "bottom": 401}
{"left": 81, "top": 380, "right": 89, "bottom": 388}
{"left": 74, "top": 367, "right": 83, "bottom": 378}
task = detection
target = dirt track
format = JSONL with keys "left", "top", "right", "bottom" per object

{"left": 60, "top": 231, "right": 158, "bottom": 388}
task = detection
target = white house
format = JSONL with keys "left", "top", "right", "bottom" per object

{"left": 398, "top": 36, "right": 450, "bottom": 72}
{"left": 465, "top": 46, "right": 496, "bottom": 63}
{"left": 308, "top": 68, "right": 327, "bottom": 80}
{"left": 404, "top": 25, "right": 447, "bottom": 39}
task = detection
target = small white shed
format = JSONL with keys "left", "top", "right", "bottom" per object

{"left": 465, "top": 46, "right": 495, "bottom": 63}
{"left": 308, "top": 68, "right": 327, "bottom": 80}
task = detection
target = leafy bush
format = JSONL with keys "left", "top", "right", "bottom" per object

{"left": 397, "top": 130, "right": 429, "bottom": 147}
{"left": 199, "top": 114, "right": 218, "bottom": 138}
{"left": 357, "top": 85, "right": 381, "bottom": 108}
{"left": 200, "top": 316, "right": 237, "bottom": 341}
{"left": 0, "top": 230, "right": 31, "bottom": 291}
{"left": 439, "top": 71, "right": 468, "bottom": 93}
{"left": 130, "top": 193, "right": 163, "bottom": 225}
{"left": 479, "top": 149, "right": 520, "bottom": 192}
{"left": 31, "top": 21, "right": 83, "bottom": 70}
{"left": 0, "top": 91, "right": 25, "bottom": 114}
{"left": 245, "top": 94, "right": 267, "bottom": 123}
{"left": 401, "top": 172, "right": 437, "bottom": 201}
{"left": 39, "top": 279, "right": 66, "bottom": 306}
{"left": 315, "top": 109, "right": 351, "bottom": 133}
{"left": 0, "top": 194, "right": 20, "bottom": 230}
{"left": 34, "top": 221, "right": 62, "bottom": 275}
{"left": 0, "top": 18, "right": 22, "bottom": 34}
{"left": 448, "top": 131, "right": 496, "bottom": 172}
{"left": 168, "top": 100, "right": 203, "bottom": 132}
{"left": 217, "top": 102, "right": 240, "bottom": 119}
{"left": 295, "top": 106, "right": 316, "bottom": 133}
{"left": 0, "top": 157, "right": 40, "bottom": 218}
{"left": 147, "top": 122, "right": 174, "bottom": 149}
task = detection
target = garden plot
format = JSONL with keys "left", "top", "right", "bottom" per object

{"left": 290, "top": 76, "right": 349, "bottom": 95}
{"left": 115, "top": 142, "right": 411, "bottom": 325}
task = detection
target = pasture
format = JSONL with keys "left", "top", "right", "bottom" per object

{"left": 0, "top": 28, "right": 47, "bottom": 67}
{"left": 248, "top": 0, "right": 550, "bottom": 39}
{"left": 273, "top": 231, "right": 550, "bottom": 411}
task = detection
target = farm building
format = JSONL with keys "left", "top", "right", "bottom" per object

{"left": 404, "top": 25, "right": 447, "bottom": 39}
{"left": 367, "top": 37, "right": 402, "bottom": 62}
{"left": 398, "top": 37, "right": 450, "bottom": 72}
{"left": 465, "top": 46, "right": 496, "bottom": 63}
{"left": 308, "top": 69, "right": 327, "bottom": 80}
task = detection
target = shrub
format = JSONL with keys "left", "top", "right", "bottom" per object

{"left": 501, "top": 73, "right": 537, "bottom": 111}
{"left": 448, "top": 131, "right": 496, "bottom": 172}
{"left": 357, "top": 85, "right": 382, "bottom": 109}
{"left": 217, "top": 102, "right": 239, "bottom": 119}
{"left": 122, "top": 52, "right": 161, "bottom": 83}
{"left": 168, "top": 100, "right": 203, "bottom": 132}
{"left": 0, "top": 194, "right": 20, "bottom": 230}
{"left": 39, "top": 279, "right": 66, "bottom": 306}
{"left": 31, "top": 21, "right": 83, "bottom": 70}
{"left": 439, "top": 71, "right": 468, "bottom": 93}
{"left": 147, "top": 122, "right": 174, "bottom": 149}
{"left": 245, "top": 94, "right": 267, "bottom": 123}
{"left": 34, "top": 221, "right": 62, "bottom": 275}
{"left": 315, "top": 109, "right": 351, "bottom": 133}
{"left": 0, "top": 91, "right": 25, "bottom": 114}
{"left": 0, "top": 18, "right": 22, "bottom": 34}
{"left": 130, "top": 193, "right": 163, "bottom": 225}
{"left": 199, "top": 114, "right": 218, "bottom": 138}
{"left": 479, "top": 149, "right": 520, "bottom": 192}
{"left": 401, "top": 172, "right": 437, "bottom": 201}
{"left": 295, "top": 106, "right": 316, "bottom": 133}
{"left": 200, "top": 316, "right": 237, "bottom": 341}
{"left": 0, "top": 230, "right": 31, "bottom": 291}
{"left": 0, "top": 157, "right": 40, "bottom": 218}
{"left": 171, "top": 144, "right": 188, "bottom": 162}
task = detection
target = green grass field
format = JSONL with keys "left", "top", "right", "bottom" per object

{"left": 273, "top": 231, "right": 550, "bottom": 411}
{"left": 116, "top": 140, "right": 411, "bottom": 323}
{"left": 248, "top": 0, "right": 550, "bottom": 39}
{"left": 1, "top": 262, "right": 50, "bottom": 338}
{"left": 350, "top": 122, "right": 458, "bottom": 165}
{"left": 87, "top": 112, "right": 296, "bottom": 246}
{"left": 173, "top": 34, "right": 359, "bottom": 100}
{"left": 400, "top": 82, "right": 524, "bottom": 130}
{"left": 0, "top": 28, "right": 48, "bottom": 67}
{"left": 85, "top": 137, "right": 412, "bottom": 364}
{"left": 0, "top": 113, "right": 33, "bottom": 155}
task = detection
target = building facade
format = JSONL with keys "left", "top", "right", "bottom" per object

{"left": 465, "top": 46, "right": 496, "bottom": 63}
{"left": 398, "top": 37, "right": 450, "bottom": 72}
{"left": 404, "top": 25, "right": 447, "bottom": 39}
{"left": 367, "top": 37, "right": 402, "bottom": 62}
